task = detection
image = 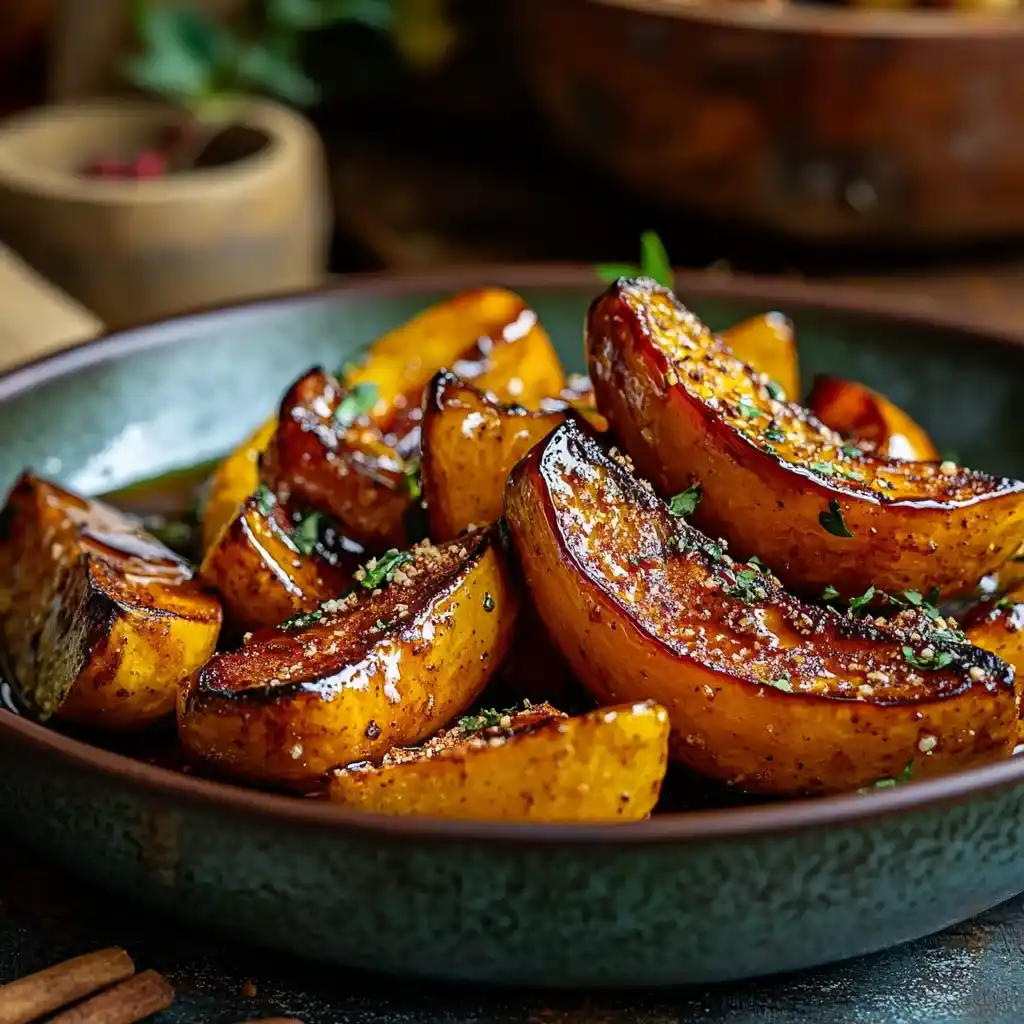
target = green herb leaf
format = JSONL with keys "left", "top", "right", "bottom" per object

{"left": 255, "top": 484, "right": 276, "bottom": 517}
{"left": 810, "top": 461, "right": 836, "bottom": 477}
{"left": 748, "top": 555, "right": 769, "bottom": 573}
{"left": 764, "top": 426, "right": 786, "bottom": 443}
{"left": 819, "top": 499, "right": 854, "bottom": 538}
{"left": 668, "top": 484, "right": 702, "bottom": 518}
{"left": 737, "top": 398, "right": 761, "bottom": 420}
{"left": 724, "top": 569, "right": 770, "bottom": 605}
{"left": 765, "top": 380, "right": 786, "bottom": 401}
{"left": 403, "top": 456, "right": 422, "bottom": 501}
{"left": 280, "top": 607, "right": 324, "bottom": 631}
{"left": 359, "top": 549, "right": 413, "bottom": 590}
{"left": 373, "top": 618, "right": 389, "bottom": 631}
{"left": 639, "top": 230, "right": 673, "bottom": 289}
{"left": 292, "top": 511, "right": 324, "bottom": 555}
{"left": 458, "top": 701, "right": 531, "bottom": 735}
{"left": 821, "top": 585, "right": 840, "bottom": 601}
{"left": 848, "top": 585, "right": 876, "bottom": 617}
{"left": 765, "top": 672, "right": 792, "bottom": 692}
{"left": 841, "top": 444, "right": 862, "bottom": 458}
{"left": 334, "top": 382, "right": 380, "bottom": 430}
{"left": 902, "top": 646, "right": 954, "bottom": 671}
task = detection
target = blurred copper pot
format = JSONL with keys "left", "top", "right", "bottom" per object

{"left": 514, "top": 0, "right": 1024, "bottom": 242}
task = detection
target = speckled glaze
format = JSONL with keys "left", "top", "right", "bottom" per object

{"left": 1, "top": 268, "right": 1024, "bottom": 988}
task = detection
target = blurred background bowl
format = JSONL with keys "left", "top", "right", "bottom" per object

{"left": 514, "top": 0, "right": 1024, "bottom": 243}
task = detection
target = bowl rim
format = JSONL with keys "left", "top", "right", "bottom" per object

{"left": 2, "top": 263, "right": 1023, "bottom": 847}
{"left": 592, "top": 0, "right": 1024, "bottom": 41}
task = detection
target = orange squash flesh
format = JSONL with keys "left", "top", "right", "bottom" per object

{"left": 965, "top": 582, "right": 1024, "bottom": 694}
{"left": 329, "top": 700, "right": 670, "bottom": 821}
{"left": 179, "top": 527, "right": 518, "bottom": 786}
{"left": 199, "top": 489, "right": 358, "bottom": 635}
{"left": 586, "top": 278, "right": 1024, "bottom": 600}
{"left": 807, "top": 374, "right": 940, "bottom": 461}
{"left": 720, "top": 312, "right": 800, "bottom": 400}
{"left": 504, "top": 419, "right": 1018, "bottom": 795}
{"left": 421, "top": 371, "right": 567, "bottom": 542}
{"left": 0, "top": 473, "right": 222, "bottom": 729}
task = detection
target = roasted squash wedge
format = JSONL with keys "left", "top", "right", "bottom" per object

{"left": 329, "top": 700, "right": 670, "bottom": 821}
{"left": 720, "top": 312, "right": 800, "bottom": 400}
{"left": 964, "top": 583, "right": 1024, "bottom": 689}
{"left": 504, "top": 419, "right": 1018, "bottom": 795}
{"left": 199, "top": 487, "right": 358, "bottom": 635}
{"left": 178, "top": 527, "right": 518, "bottom": 785}
{"left": 346, "top": 287, "right": 566, "bottom": 431}
{"left": 421, "top": 371, "right": 567, "bottom": 541}
{"left": 587, "top": 278, "right": 1024, "bottom": 599}
{"left": 261, "top": 368, "right": 415, "bottom": 550}
{"left": 201, "top": 416, "right": 278, "bottom": 551}
{"left": 807, "top": 375, "right": 939, "bottom": 461}
{"left": 0, "top": 473, "right": 222, "bottom": 729}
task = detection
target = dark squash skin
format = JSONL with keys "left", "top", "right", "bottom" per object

{"left": 964, "top": 582, "right": 1024, "bottom": 725}
{"left": 807, "top": 374, "right": 940, "bottom": 461}
{"left": 421, "top": 371, "right": 568, "bottom": 542}
{"left": 0, "top": 473, "right": 222, "bottom": 729}
{"left": 504, "top": 419, "right": 1018, "bottom": 795}
{"left": 586, "top": 278, "right": 1024, "bottom": 599}
{"left": 719, "top": 312, "right": 800, "bottom": 401}
{"left": 179, "top": 527, "right": 518, "bottom": 786}
{"left": 261, "top": 368, "right": 414, "bottom": 551}
{"left": 199, "top": 490, "right": 359, "bottom": 635}
{"left": 329, "top": 700, "right": 670, "bottom": 821}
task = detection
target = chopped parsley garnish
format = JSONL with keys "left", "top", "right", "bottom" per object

{"left": 838, "top": 465, "right": 864, "bottom": 482}
{"left": 929, "top": 628, "right": 967, "bottom": 645}
{"left": 280, "top": 607, "right": 324, "bottom": 631}
{"left": 292, "top": 511, "right": 324, "bottom": 556}
{"left": 995, "top": 596, "right": 1018, "bottom": 612}
{"left": 821, "top": 585, "right": 840, "bottom": 601}
{"left": 255, "top": 483, "right": 275, "bottom": 517}
{"left": 595, "top": 230, "right": 674, "bottom": 289}
{"left": 724, "top": 569, "right": 770, "bottom": 604}
{"left": 810, "top": 461, "right": 835, "bottom": 477}
{"left": 872, "top": 761, "right": 914, "bottom": 789}
{"left": 764, "top": 426, "right": 786, "bottom": 444}
{"left": 748, "top": 555, "right": 769, "bottom": 573}
{"left": 403, "top": 456, "right": 422, "bottom": 501}
{"left": 765, "top": 672, "right": 793, "bottom": 692}
{"left": 359, "top": 549, "right": 413, "bottom": 590}
{"left": 848, "top": 585, "right": 876, "bottom": 617}
{"left": 483, "top": 592, "right": 495, "bottom": 613}
{"left": 841, "top": 444, "right": 861, "bottom": 459}
{"left": 374, "top": 618, "right": 389, "bottom": 631}
{"left": 668, "top": 484, "right": 702, "bottom": 518}
{"left": 737, "top": 398, "right": 761, "bottom": 420}
{"left": 765, "top": 380, "right": 786, "bottom": 401}
{"left": 334, "top": 382, "right": 379, "bottom": 430}
{"left": 819, "top": 499, "right": 853, "bottom": 538}
{"left": 458, "top": 700, "right": 533, "bottom": 735}
{"left": 902, "top": 646, "right": 954, "bottom": 671}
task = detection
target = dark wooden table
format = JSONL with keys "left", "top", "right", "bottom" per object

{"left": 1, "top": 833, "right": 1023, "bottom": 1024}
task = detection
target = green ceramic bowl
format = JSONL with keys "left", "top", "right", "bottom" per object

{"left": 1, "top": 268, "right": 1023, "bottom": 989}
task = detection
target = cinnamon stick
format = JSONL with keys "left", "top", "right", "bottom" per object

{"left": 47, "top": 969, "right": 174, "bottom": 1024}
{"left": 0, "top": 947, "right": 134, "bottom": 1024}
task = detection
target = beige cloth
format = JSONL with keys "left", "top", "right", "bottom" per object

{"left": 0, "top": 243, "right": 104, "bottom": 372}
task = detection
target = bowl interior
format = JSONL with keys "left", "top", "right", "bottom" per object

{"left": 0, "top": 271, "right": 1021, "bottom": 502}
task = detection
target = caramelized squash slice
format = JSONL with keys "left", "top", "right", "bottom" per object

{"left": 807, "top": 375, "right": 940, "bottom": 461}
{"left": 199, "top": 487, "right": 358, "bottom": 635}
{"left": 587, "top": 279, "right": 1024, "bottom": 599}
{"left": 201, "top": 416, "right": 278, "bottom": 551}
{"left": 178, "top": 527, "right": 517, "bottom": 785}
{"left": 200, "top": 289, "right": 566, "bottom": 550}
{"left": 0, "top": 473, "right": 222, "bottom": 729}
{"left": 421, "top": 371, "right": 567, "bottom": 541}
{"left": 504, "top": 419, "right": 1018, "bottom": 795}
{"left": 965, "top": 583, "right": 1024, "bottom": 692}
{"left": 261, "top": 368, "right": 414, "bottom": 550}
{"left": 720, "top": 312, "right": 800, "bottom": 400}
{"left": 329, "top": 700, "right": 669, "bottom": 821}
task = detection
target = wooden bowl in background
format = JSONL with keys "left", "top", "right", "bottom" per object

{"left": 513, "top": 0, "right": 1024, "bottom": 243}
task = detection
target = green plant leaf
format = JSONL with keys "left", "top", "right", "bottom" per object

{"left": 268, "top": 0, "right": 394, "bottom": 30}
{"left": 640, "top": 230, "right": 673, "bottom": 289}
{"left": 239, "top": 41, "right": 320, "bottom": 106}
{"left": 595, "top": 263, "right": 640, "bottom": 284}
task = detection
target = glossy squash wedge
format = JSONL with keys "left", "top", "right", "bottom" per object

{"left": 587, "top": 278, "right": 1024, "bottom": 599}
{"left": 720, "top": 312, "right": 800, "bottom": 400}
{"left": 965, "top": 582, "right": 1024, "bottom": 694}
{"left": 199, "top": 487, "right": 359, "bottom": 635}
{"left": 504, "top": 419, "right": 1018, "bottom": 795}
{"left": 261, "top": 368, "right": 414, "bottom": 550}
{"left": 178, "top": 527, "right": 518, "bottom": 785}
{"left": 0, "top": 473, "right": 222, "bottom": 729}
{"left": 807, "top": 375, "right": 940, "bottom": 461}
{"left": 329, "top": 700, "right": 670, "bottom": 821}
{"left": 421, "top": 371, "right": 567, "bottom": 541}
